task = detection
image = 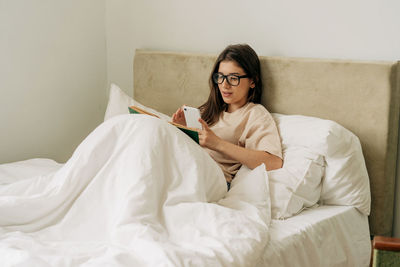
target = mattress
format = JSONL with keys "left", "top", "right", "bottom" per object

{"left": 256, "top": 205, "right": 371, "bottom": 267}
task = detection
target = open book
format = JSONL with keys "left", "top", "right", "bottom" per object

{"left": 128, "top": 105, "right": 199, "bottom": 144}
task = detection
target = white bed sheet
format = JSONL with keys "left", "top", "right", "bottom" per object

{"left": 256, "top": 205, "right": 371, "bottom": 267}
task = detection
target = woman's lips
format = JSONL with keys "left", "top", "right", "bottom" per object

{"left": 221, "top": 92, "right": 232, "bottom": 97}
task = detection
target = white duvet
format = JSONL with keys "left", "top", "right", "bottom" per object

{"left": 0, "top": 115, "right": 271, "bottom": 267}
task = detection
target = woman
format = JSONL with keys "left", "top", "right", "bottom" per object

{"left": 172, "top": 44, "right": 283, "bottom": 185}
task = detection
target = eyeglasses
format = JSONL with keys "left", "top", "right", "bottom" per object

{"left": 212, "top": 73, "right": 249, "bottom": 86}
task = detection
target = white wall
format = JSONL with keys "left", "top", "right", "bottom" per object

{"left": 0, "top": 0, "right": 107, "bottom": 163}
{"left": 105, "top": 0, "right": 400, "bottom": 236}
{"left": 106, "top": 0, "right": 400, "bottom": 96}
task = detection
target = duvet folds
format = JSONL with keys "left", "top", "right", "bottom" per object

{"left": 0, "top": 115, "right": 271, "bottom": 267}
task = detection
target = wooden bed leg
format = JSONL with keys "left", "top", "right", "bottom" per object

{"left": 372, "top": 236, "right": 400, "bottom": 266}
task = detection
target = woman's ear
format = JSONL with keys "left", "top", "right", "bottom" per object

{"left": 250, "top": 79, "right": 256, "bottom": 89}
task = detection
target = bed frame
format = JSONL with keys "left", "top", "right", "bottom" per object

{"left": 133, "top": 49, "right": 400, "bottom": 237}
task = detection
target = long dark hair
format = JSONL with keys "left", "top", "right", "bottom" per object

{"left": 199, "top": 44, "right": 263, "bottom": 126}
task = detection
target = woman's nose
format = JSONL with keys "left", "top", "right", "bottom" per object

{"left": 222, "top": 79, "right": 231, "bottom": 88}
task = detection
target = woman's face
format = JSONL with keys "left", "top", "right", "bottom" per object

{"left": 217, "top": 60, "right": 254, "bottom": 112}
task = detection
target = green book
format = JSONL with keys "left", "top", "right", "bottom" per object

{"left": 129, "top": 106, "right": 199, "bottom": 144}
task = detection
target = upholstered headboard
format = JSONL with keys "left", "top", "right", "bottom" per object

{"left": 133, "top": 49, "right": 400, "bottom": 237}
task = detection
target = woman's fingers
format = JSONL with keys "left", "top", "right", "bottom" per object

{"left": 197, "top": 118, "right": 221, "bottom": 149}
{"left": 172, "top": 106, "right": 187, "bottom": 126}
{"left": 177, "top": 108, "right": 184, "bottom": 118}
{"left": 198, "top": 118, "right": 209, "bottom": 130}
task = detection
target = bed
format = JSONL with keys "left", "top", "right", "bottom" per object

{"left": 0, "top": 49, "right": 399, "bottom": 267}
{"left": 131, "top": 49, "right": 400, "bottom": 266}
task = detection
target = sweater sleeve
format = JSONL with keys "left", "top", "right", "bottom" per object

{"left": 241, "top": 109, "right": 283, "bottom": 159}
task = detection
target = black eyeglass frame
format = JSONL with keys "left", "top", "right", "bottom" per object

{"left": 212, "top": 73, "right": 250, "bottom": 86}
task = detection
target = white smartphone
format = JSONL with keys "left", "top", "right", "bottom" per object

{"left": 183, "top": 106, "right": 202, "bottom": 129}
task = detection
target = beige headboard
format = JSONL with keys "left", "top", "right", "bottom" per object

{"left": 133, "top": 49, "right": 400, "bottom": 237}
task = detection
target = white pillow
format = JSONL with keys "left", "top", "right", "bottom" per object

{"left": 231, "top": 148, "right": 324, "bottom": 220}
{"left": 104, "top": 83, "right": 171, "bottom": 121}
{"left": 272, "top": 113, "right": 371, "bottom": 216}
{"left": 268, "top": 146, "right": 324, "bottom": 219}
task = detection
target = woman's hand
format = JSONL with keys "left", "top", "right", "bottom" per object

{"left": 198, "top": 118, "right": 223, "bottom": 150}
{"left": 172, "top": 106, "right": 186, "bottom": 126}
